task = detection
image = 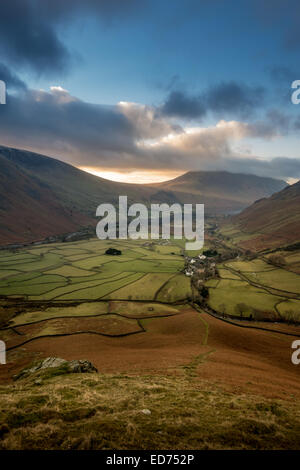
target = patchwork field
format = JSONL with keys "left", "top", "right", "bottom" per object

{"left": 0, "top": 238, "right": 190, "bottom": 302}
{"left": 206, "top": 256, "right": 300, "bottom": 321}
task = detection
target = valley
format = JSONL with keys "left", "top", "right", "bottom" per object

{"left": 0, "top": 226, "right": 299, "bottom": 452}
{"left": 0, "top": 146, "right": 299, "bottom": 450}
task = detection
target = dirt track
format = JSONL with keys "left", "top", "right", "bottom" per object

{"left": 1, "top": 306, "right": 299, "bottom": 399}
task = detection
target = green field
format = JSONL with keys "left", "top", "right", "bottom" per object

{"left": 206, "top": 255, "right": 300, "bottom": 320}
{"left": 0, "top": 238, "right": 191, "bottom": 302}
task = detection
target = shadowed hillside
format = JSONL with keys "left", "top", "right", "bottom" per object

{"left": 0, "top": 154, "right": 93, "bottom": 245}
{"left": 230, "top": 180, "right": 300, "bottom": 250}
{"left": 0, "top": 145, "right": 287, "bottom": 245}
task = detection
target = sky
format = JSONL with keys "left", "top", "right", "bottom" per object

{"left": 0, "top": 0, "right": 300, "bottom": 183}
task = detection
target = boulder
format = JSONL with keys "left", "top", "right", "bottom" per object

{"left": 13, "top": 357, "right": 98, "bottom": 380}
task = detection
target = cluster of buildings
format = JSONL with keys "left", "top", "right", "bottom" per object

{"left": 184, "top": 253, "right": 218, "bottom": 285}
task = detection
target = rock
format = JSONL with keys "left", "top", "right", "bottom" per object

{"left": 141, "top": 409, "right": 151, "bottom": 415}
{"left": 67, "top": 360, "right": 98, "bottom": 374}
{"left": 36, "top": 357, "right": 67, "bottom": 370}
{"left": 13, "top": 357, "right": 98, "bottom": 380}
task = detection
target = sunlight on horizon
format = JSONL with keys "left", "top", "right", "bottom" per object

{"left": 78, "top": 167, "right": 184, "bottom": 184}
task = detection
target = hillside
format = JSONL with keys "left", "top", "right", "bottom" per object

{"left": 0, "top": 153, "right": 93, "bottom": 245}
{"left": 228, "top": 180, "right": 300, "bottom": 250}
{"left": 150, "top": 171, "right": 286, "bottom": 214}
{"left": 0, "top": 145, "right": 287, "bottom": 245}
{"left": 0, "top": 146, "right": 153, "bottom": 216}
{"left": 0, "top": 146, "right": 154, "bottom": 245}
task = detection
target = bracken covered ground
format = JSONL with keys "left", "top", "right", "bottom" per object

{"left": 0, "top": 308, "right": 300, "bottom": 451}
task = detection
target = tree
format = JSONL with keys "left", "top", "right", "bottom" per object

{"left": 235, "top": 303, "right": 248, "bottom": 318}
{"left": 105, "top": 248, "right": 122, "bottom": 256}
{"left": 219, "top": 303, "right": 226, "bottom": 317}
{"left": 268, "top": 253, "right": 286, "bottom": 267}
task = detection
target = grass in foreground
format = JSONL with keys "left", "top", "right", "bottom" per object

{"left": 0, "top": 370, "right": 300, "bottom": 450}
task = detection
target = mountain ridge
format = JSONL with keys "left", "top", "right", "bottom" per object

{"left": 0, "top": 145, "right": 288, "bottom": 245}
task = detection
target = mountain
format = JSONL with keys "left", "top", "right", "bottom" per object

{"left": 0, "top": 146, "right": 153, "bottom": 217}
{"left": 0, "top": 145, "right": 287, "bottom": 245}
{"left": 0, "top": 153, "right": 93, "bottom": 245}
{"left": 230, "top": 180, "right": 300, "bottom": 250}
{"left": 149, "top": 171, "right": 286, "bottom": 214}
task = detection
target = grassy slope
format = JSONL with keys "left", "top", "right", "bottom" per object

{"left": 0, "top": 371, "right": 299, "bottom": 450}
{"left": 228, "top": 180, "right": 300, "bottom": 250}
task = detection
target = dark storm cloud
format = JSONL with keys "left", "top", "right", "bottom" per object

{"left": 0, "top": 0, "right": 70, "bottom": 75}
{"left": 0, "top": 88, "right": 136, "bottom": 163}
{"left": 160, "top": 82, "right": 265, "bottom": 120}
{"left": 205, "top": 82, "right": 265, "bottom": 118}
{"left": 160, "top": 90, "right": 206, "bottom": 119}
{"left": 0, "top": 63, "right": 27, "bottom": 90}
{"left": 0, "top": 0, "right": 139, "bottom": 76}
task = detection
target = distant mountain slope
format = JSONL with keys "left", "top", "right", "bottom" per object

{"left": 0, "top": 145, "right": 287, "bottom": 245}
{"left": 230, "top": 180, "right": 300, "bottom": 250}
{"left": 150, "top": 171, "right": 286, "bottom": 213}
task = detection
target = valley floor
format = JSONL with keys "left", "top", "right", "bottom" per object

{"left": 0, "top": 234, "right": 300, "bottom": 449}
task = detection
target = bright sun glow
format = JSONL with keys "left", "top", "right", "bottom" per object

{"left": 78, "top": 167, "right": 184, "bottom": 184}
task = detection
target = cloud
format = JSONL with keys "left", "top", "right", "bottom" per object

{"left": 0, "top": 86, "right": 299, "bottom": 181}
{"left": 244, "top": 109, "right": 292, "bottom": 139}
{"left": 0, "top": 1, "right": 70, "bottom": 76}
{"left": 0, "top": 0, "right": 139, "bottom": 76}
{"left": 204, "top": 82, "right": 265, "bottom": 118}
{"left": 219, "top": 156, "right": 300, "bottom": 181}
{"left": 0, "top": 63, "right": 27, "bottom": 90}
{"left": 0, "top": 88, "right": 241, "bottom": 170}
{"left": 160, "top": 81, "right": 266, "bottom": 120}
{"left": 117, "top": 101, "right": 181, "bottom": 140}
{"left": 0, "top": 86, "right": 249, "bottom": 170}
{"left": 0, "top": 88, "right": 136, "bottom": 164}
{"left": 160, "top": 90, "right": 206, "bottom": 119}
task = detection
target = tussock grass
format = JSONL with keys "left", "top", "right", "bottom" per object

{"left": 0, "top": 372, "right": 299, "bottom": 450}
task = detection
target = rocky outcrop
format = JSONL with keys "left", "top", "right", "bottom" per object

{"left": 13, "top": 357, "right": 98, "bottom": 380}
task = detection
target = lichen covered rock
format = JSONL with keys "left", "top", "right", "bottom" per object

{"left": 13, "top": 357, "right": 98, "bottom": 380}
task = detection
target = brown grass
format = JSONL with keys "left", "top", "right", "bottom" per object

{"left": 0, "top": 371, "right": 299, "bottom": 450}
